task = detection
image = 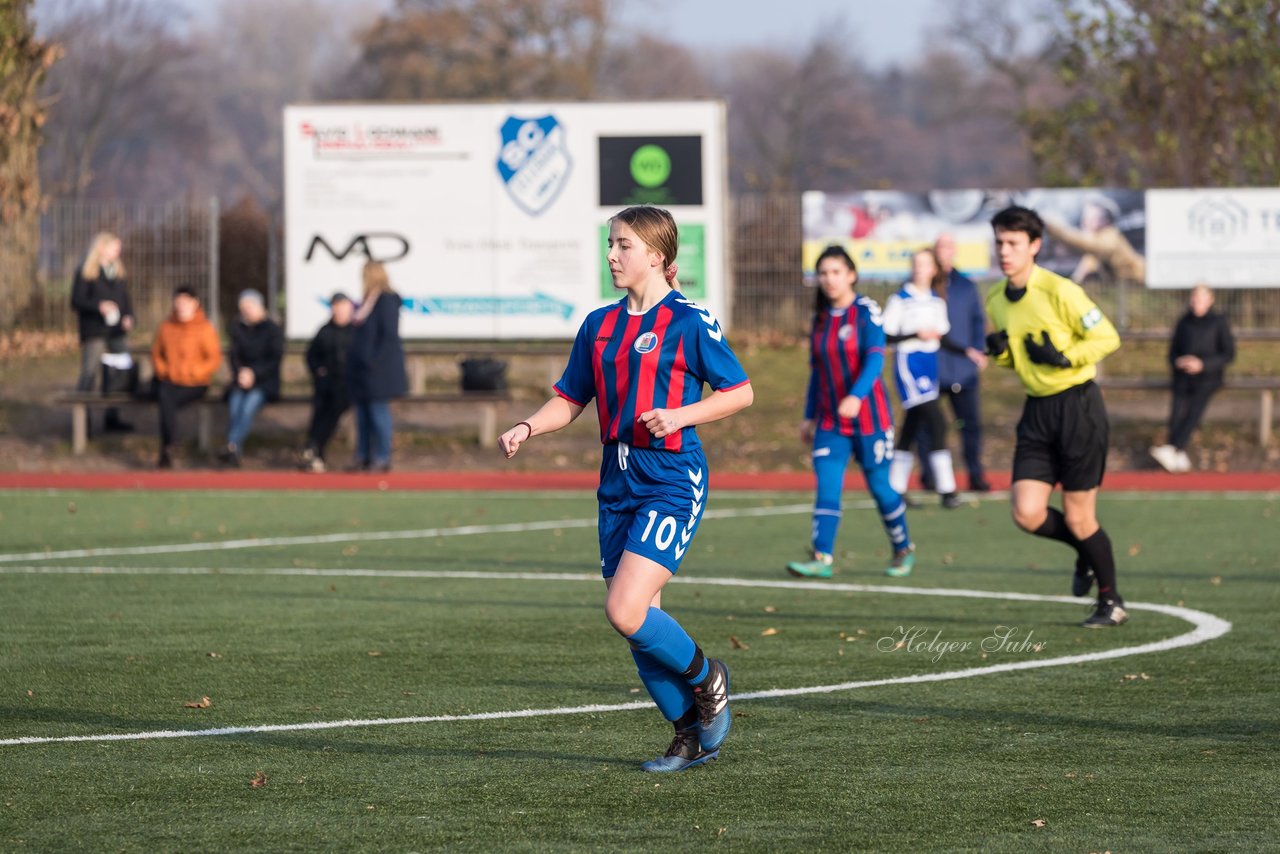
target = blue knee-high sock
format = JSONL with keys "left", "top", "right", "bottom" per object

{"left": 627, "top": 607, "right": 708, "bottom": 684}
{"left": 631, "top": 648, "right": 695, "bottom": 722}
{"left": 812, "top": 506, "right": 841, "bottom": 556}
{"left": 867, "top": 463, "right": 911, "bottom": 551}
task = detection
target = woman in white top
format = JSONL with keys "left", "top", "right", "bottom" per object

{"left": 881, "top": 248, "right": 965, "bottom": 508}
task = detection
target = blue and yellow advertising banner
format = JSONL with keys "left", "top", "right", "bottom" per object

{"left": 802, "top": 189, "right": 1146, "bottom": 284}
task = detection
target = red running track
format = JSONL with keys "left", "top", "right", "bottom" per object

{"left": 0, "top": 470, "right": 1276, "bottom": 491}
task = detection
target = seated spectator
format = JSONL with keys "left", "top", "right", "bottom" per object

{"left": 220, "top": 289, "right": 284, "bottom": 467}
{"left": 152, "top": 286, "right": 221, "bottom": 469}
{"left": 1151, "top": 284, "right": 1235, "bottom": 473}
{"left": 300, "top": 292, "right": 354, "bottom": 473}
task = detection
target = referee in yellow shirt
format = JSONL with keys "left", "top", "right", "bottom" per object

{"left": 985, "top": 206, "right": 1127, "bottom": 628}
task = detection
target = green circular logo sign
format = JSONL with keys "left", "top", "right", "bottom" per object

{"left": 630, "top": 144, "right": 672, "bottom": 188}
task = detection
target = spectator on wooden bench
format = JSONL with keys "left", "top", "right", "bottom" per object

{"left": 219, "top": 289, "right": 284, "bottom": 467}
{"left": 70, "top": 231, "right": 135, "bottom": 433}
{"left": 1151, "top": 284, "right": 1235, "bottom": 473}
{"left": 300, "top": 292, "right": 354, "bottom": 473}
{"left": 152, "top": 286, "right": 221, "bottom": 469}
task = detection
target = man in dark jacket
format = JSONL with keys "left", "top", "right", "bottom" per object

{"left": 301, "top": 293, "right": 354, "bottom": 472}
{"left": 1151, "top": 284, "right": 1235, "bottom": 473}
{"left": 221, "top": 289, "right": 283, "bottom": 466}
{"left": 922, "top": 233, "right": 991, "bottom": 492}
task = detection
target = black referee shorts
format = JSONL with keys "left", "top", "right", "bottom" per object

{"left": 1013, "top": 380, "right": 1109, "bottom": 491}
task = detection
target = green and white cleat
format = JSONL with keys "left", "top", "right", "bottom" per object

{"left": 884, "top": 546, "right": 916, "bottom": 578}
{"left": 787, "top": 551, "right": 834, "bottom": 578}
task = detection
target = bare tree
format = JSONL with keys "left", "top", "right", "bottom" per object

{"left": 720, "top": 22, "right": 879, "bottom": 192}
{"left": 0, "top": 0, "right": 60, "bottom": 331}
{"left": 195, "top": 0, "right": 369, "bottom": 208}
{"left": 36, "top": 0, "right": 210, "bottom": 200}
{"left": 347, "top": 0, "right": 609, "bottom": 101}
{"left": 1025, "top": 0, "right": 1280, "bottom": 187}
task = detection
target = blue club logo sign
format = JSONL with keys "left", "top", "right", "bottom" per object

{"left": 497, "top": 115, "right": 571, "bottom": 216}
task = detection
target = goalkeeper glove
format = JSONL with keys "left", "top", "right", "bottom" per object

{"left": 985, "top": 330, "right": 1009, "bottom": 357}
{"left": 1023, "top": 330, "right": 1072, "bottom": 367}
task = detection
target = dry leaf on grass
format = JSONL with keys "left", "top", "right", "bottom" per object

{"left": 342, "top": 546, "right": 359, "bottom": 557}
{"left": 1210, "top": 576, "right": 1222, "bottom": 586}
{"left": 183, "top": 696, "right": 212, "bottom": 709}
{"left": 760, "top": 627, "right": 778, "bottom": 637}
{"left": 729, "top": 635, "right": 749, "bottom": 650}
{"left": 367, "top": 651, "right": 383, "bottom": 657}
{"left": 67, "top": 502, "right": 76, "bottom": 514}
{"left": 1030, "top": 818, "right": 1047, "bottom": 828}
{"left": 26, "top": 690, "right": 33, "bottom": 697}
{"left": 762, "top": 605, "right": 777, "bottom": 613}
{"left": 249, "top": 772, "right": 267, "bottom": 788}
{"left": 1127, "top": 544, "right": 1142, "bottom": 557}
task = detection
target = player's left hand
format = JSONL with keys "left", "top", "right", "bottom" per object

{"left": 1023, "top": 330, "right": 1072, "bottom": 368}
{"left": 837, "top": 395, "right": 862, "bottom": 419}
{"left": 640, "top": 408, "right": 681, "bottom": 438}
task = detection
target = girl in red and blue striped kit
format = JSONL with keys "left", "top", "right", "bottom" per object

{"left": 787, "top": 245, "right": 916, "bottom": 579}
{"left": 498, "top": 205, "right": 753, "bottom": 773}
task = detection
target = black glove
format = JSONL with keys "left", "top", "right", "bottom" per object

{"left": 985, "top": 330, "right": 1009, "bottom": 357}
{"left": 1023, "top": 330, "right": 1072, "bottom": 367}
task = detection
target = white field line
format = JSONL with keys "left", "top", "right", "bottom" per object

{"left": 0, "top": 502, "right": 823, "bottom": 565}
{"left": 0, "top": 570, "right": 1230, "bottom": 747}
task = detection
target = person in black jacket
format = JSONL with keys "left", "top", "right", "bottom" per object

{"left": 220, "top": 289, "right": 283, "bottom": 466}
{"left": 1151, "top": 284, "right": 1235, "bottom": 473}
{"left": 69, "top": 232, "right": 134, "bottom": 431}
{"left": 300, "top": 293, "right": 354, "bottom": 472}
{"left": 347, "top": 262, "right": 408, "bottom": 472}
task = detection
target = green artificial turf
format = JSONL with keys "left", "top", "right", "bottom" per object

{"left": 1, "top": 489, "right": 1276, "bottom": 851}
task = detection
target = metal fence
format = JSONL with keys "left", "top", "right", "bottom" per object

{"left": 29, "top": 198, "right": 219, "bottom": 336}
{"left": 21, "top": 194, "right": 1280, "bottom": 340}
{"left": 727, "top": 193, "right": 1280, "bottom": 336}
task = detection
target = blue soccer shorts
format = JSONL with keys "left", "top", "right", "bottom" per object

{"left": 596, "top": 443, "right": 709, "bottom": 578}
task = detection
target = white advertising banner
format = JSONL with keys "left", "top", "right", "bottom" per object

{"left": 283, "top": 101, "right": 728, "bottom": 339}
{"left": 1145, "top": 188, "right": 1280, "bottom": 288}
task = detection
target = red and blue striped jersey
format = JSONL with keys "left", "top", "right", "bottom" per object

{"left": 805, "top": 297, "right": 894, "bottom": 436}
{"left": 555, "top": 290, "right": 749, "bottom": 452}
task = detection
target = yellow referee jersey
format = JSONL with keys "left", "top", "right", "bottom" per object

{"left": 985, "top": 266, "right": 1120, "bottom": 397}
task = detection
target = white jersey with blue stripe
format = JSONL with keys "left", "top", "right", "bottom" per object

{"left": 883, "top": 283, "right": 950, "bottom": 409}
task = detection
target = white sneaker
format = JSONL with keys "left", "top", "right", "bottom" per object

{"left": 1149, "top": 444, "right": 1178, "bottom": 472}
{"left": 1173, "top": 450, "right": 1192, "bottom": 473}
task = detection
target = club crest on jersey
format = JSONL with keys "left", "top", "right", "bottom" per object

{"left": 496, "top": 114, "right": 571, "bottom": 216}
{"left": 633, "top": 332, "right": 659, "bottom": 354}
{"left": 838, "top": 324, "right": 854, "bottom": 341}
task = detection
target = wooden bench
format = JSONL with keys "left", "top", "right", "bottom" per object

{"left": 53, "top": 389, "right": 511, "bottom": 455}
{"left": 1096, "top": 375, "right": 1278, "bottom": 445}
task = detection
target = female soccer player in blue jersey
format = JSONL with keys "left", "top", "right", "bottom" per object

{"left": 498, "top": 206, "right": 754, "bottom": 773}
{"left": 787, "top": 246, "right": 916, "bottom": 579}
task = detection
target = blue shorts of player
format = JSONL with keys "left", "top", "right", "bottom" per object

{"left": 598, "top": 442, "right": 708, "bottom": 578}
{"left": 811, "top": 427, "right": 910, "bottom": 556}
{"left": 895, "top": 349, "right": 940, "bottom": 407}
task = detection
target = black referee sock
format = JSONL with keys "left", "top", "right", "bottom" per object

{"left": 1032, "top": 507, "right": 1081, "bottom": 551}
{"left": 1077, "top": 528, "right": 1119, "bottom": 602}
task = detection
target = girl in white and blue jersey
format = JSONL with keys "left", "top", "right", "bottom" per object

{"left": 881, "top": 248, "right": 963, "bottom": 507}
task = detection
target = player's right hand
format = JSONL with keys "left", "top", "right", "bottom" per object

{"left": 985, "top": 330, "right": 1009, "bottom": 356}
{"left": 497, "top": 423, "right": 532, "bottom": 459}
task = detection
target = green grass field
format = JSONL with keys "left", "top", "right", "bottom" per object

{"left": 1, "top": 488, "right": 1277, "bottom": 851}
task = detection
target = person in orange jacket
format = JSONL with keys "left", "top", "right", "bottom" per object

{"left": 151, "top": 286, "right": 222, "bottom": 468}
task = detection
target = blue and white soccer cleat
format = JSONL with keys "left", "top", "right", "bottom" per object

{"left": 640, "top": 726, "right": 718, "bottom": 773}
{"left": 693, "top": 658, "right": 731, "bottom": 752}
